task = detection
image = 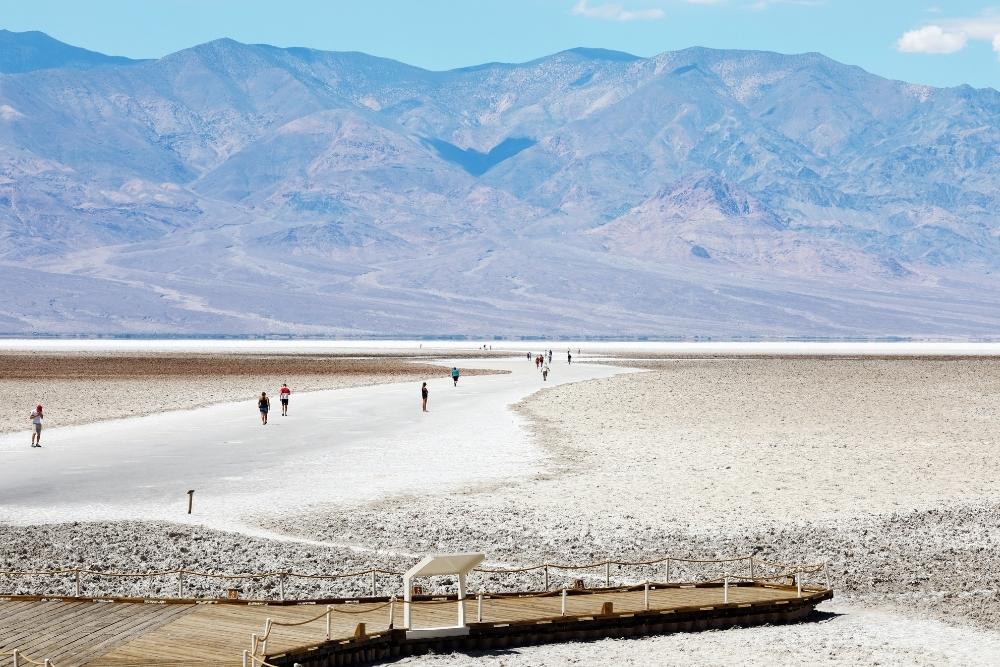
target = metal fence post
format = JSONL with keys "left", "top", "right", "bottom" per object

{"left": 561, "top": 588, "right": 567, "bottom": 616}
{"left": 665, "top": 558, "right": 671, "bottom": 583}
{"left": 476, "top": 591, "right": 483, "bottom": 622}
{"left": 795, "top": 572, "right": 801, "bottom": 598}
{"left": 178, "top": 569, "right": 185, "bottom": 598}
{"left": 749, "top": 557, "right": 755, "bottom": 580}
{"left": 724, "top": 576, "right": 729, "bottom": 604}
{"left": 12, "top": 649, "right": 18, "bottom": 667}
{"left": 605, "top": 562, "right": 610, "bottom": 588}
{"left": 75, "top": 570, "right": 82, "bottom": 598}
{"left": 371, "top": 570, "right": 377, "bottom": 597}
{"left": 643, "top": 581, "right": 650, "bottom": 610}
{"left": 543, "top": 565, "right": 549, "bottom": 591}
{"left": 279, "top": 573, "right": 285, "bottom": 602}
{"left": 325, "top": 605, "right": 332, "bottom": 640}
{"left": 389, "top": 596, "right": 396, "bottom": 629}
{"left": 242, "top": 649, "right": 249, "bottom": 667}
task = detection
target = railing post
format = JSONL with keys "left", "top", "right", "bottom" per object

{"left": 665, "top": 558, "right": 671, "bottom": 583}
{"left": 749, "top": 557, "right": 755, "bottom": 580}
{"left": 795, "top": 572, "right": 801, "bottom": 598}
{"left": 325, "top": 605, "right": 332, "bottom": 640}
{"left": 251, "top": 633, "right": 258, "bottom": 654}
{"left": 389, "top": 596, "right": 396, "bottom": 629}
{"left": 543, "top": 565, "right": 549, "bottom": 591}
{"left": 242, "top": 649, "right": 249, "bottom": 667}
{"left": 371, "top": 569, "right": 376, "bottom": 597}
{"left": 44, "top": 660, "right": 51, "bottom": 667}
{"left": 561, "top": 588, "right": 567, "bottom": 616}
{"left": 279, "top": 573, "right": 285, "bottom": 602}
{"left": 75, "top": 569, "right": 82, "bottom": 597}
{"left": 605, "top": 561, "right": 610, "bottom": 588}
{"left": 724, "top": 576, "right": 729, "bottom": 604}
{"left": 12, "top": 649, "right": 18, "bottom": 667}
{"left": 643, "top": 581, "right": 650, "bottom": 610}
{"left": 178, "top": 569, "right": 185, "bottom": 598}
{"left": 476, "top": 591, "right": 483, "bottom": 622}
{"left": 261, "top": 618, "right": 271, "bottom": 655}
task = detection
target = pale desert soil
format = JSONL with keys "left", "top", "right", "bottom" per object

{"left": 4, "top": 357, "right": 1000, "bottom": 664}
{"left": 0, "top": 352, "right": 500, "bottom": 434}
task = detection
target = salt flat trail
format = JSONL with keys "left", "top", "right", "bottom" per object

{"left": 0, "top": 357, "right": 629, "bottom": 528}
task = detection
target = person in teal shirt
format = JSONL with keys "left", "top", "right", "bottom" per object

{"left": 451, "top": 367, "right": 460, "bottom": 386}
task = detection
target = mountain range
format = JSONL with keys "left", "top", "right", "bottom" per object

{"left": 2, "top": 29, "right": 999, "bottom": 337}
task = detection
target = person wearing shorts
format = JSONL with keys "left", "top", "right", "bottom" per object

{"left": 30, "top": 404, "right": 43, "bottom": 447}
{"left": 421, "top": 382, "right": 429, "bottom": 412}
{"left": 451, "top": 367, "right": 460, "bottom": 386}
{"left": 258, "top": 392, "right": 270, "bottom": 425}
{"left": 279, "top": 383, "right": 291, "bottom": 416}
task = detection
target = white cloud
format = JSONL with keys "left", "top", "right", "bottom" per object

{"left": 571, "top": 0, "right": 665, "bottom": 21}
{"left": 745, "top": 0, "right": 824, "bottom": 9}
{"left": 897, "top": 25, "right": 968, "bottom": 53}
{"left": 897, "top": 14, "right": 1000, "bottom": 56}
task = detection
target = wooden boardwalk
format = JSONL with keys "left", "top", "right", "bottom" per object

{"left": 1, "top": 583, "right": 831, "bottom": 666}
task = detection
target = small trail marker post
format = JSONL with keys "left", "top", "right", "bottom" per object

{"left": 187, "top": 489, "right": 195, "bottom": 514}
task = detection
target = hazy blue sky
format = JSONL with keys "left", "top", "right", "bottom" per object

{"left": 5, "top": 0, "right": 1000, "bottom": 89}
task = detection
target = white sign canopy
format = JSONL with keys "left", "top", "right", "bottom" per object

{"left": 403, "top": 552, "right": 486, "bottom": 638}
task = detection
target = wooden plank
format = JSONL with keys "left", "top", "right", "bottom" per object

{"left": 0, "top": 584, "right": 821, "bottom": 665}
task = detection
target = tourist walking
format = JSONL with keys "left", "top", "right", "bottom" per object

{"left": 258, "top": 392, "right": 270, "bottom": 425}
{"left": 567, "top": 350, "right": 573, "bottom": 364}
{"left": 29, "top": 404, "right": 43, "bottom": 448}
{"left": 421, "top": 382, "right": 429, "bottom": 412}
{"left": 451, "top": 367, "right": 460, "bottom": 386}
{"left": 279, "top": 383, "right": 291, "bottom": 416}
{"left": 548, "top": 350, "right": 552, "bottom": 363}
{"left": 542, "top": 364, "right": 549, "bottom": 381}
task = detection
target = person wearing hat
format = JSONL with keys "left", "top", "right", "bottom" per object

{"left": 29, "top": 404, "right": 43, "bottom": 448}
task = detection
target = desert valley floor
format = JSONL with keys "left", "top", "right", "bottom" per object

{"left": 2, "top": 341, "right": 1000, "bottom": 665}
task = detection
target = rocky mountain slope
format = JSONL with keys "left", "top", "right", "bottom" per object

{"left": 1, "top": 31, "right": 999, "bottom": 336}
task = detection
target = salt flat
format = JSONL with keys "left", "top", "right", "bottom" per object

{"left": 3, "top": 341, "right": 1000, "bottom": 665}
{"left": 0, "top": 356, "right": 627, "bottom": 528}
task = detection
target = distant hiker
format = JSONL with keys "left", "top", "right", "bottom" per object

{"left": 258, "top": 392, "right": 270, "bottom": 425}
{"left": 421, "top": 382, "right": 429, "bottom": 412}
{"left": 451, "top": 367, "right": 460, "bottom": 386}
{"left": 527, "top": 351, "right": 532, "bottom": 360}
{"left": 279, "top": 383, "right": 291, "bottom": 416}
{"left": 567, "top": 350, "right": 573, "bottom": 364}
{"left": 29, "top": 404, "right": 43, "bottom": 448}
{"left": 548, "top": 350, "right": 553, "bottom": 363}
{"left": 542, "top": 364, "right": 550, "bottom": 381}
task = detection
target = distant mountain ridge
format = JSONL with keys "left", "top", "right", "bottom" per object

{"left": 0, "top": 30, "right": 142, "bottom": 73}
{"left": 1, "top": 32, "right": 999, "bottom": 336}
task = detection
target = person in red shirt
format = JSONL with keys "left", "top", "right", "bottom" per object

{"left": 279, "top": 383, "right": 291, "bottom": 416}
